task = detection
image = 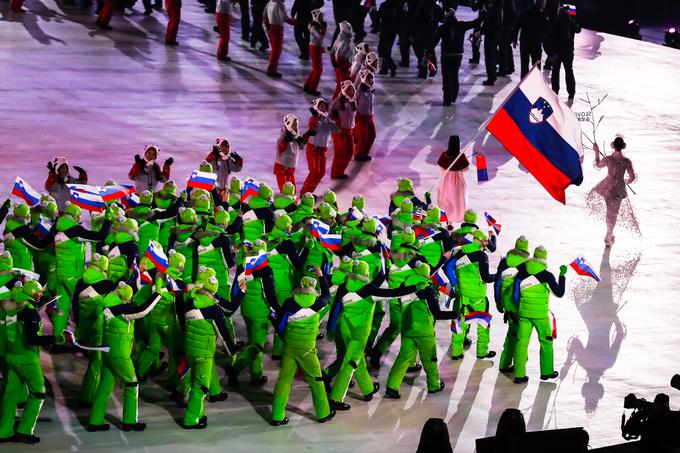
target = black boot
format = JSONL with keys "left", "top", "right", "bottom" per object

{"left": 363, "top": 382, "right": 380, "bottom": 402}
{"left": 329, "top": 400, "right": 351, "bottom": 411}
{"left": 384, "top": 388, "right": 401, "bottom": 399}
{"left": 86, "top": 423, "right": 110, "bottom": 432}
{"left": 11, "top": 433, "right": 41, "bottom": 444}
{"left": 477, "top": 351, "right": 496, "bottom": 359}
{"left": 514, "top": 376, "right": 529, "bottom": 384}
{"left": 540, "top": 371, "right": 559, "bottom": 381}
{"left": 270, "top": 417, "right": 289, "bottom": 426}
{"left": 251, "top": 375, "right": 268, "bottom": 386}
{"left": 207, "top": 392, "right": 228, "bottom": 403}
{"left": 122, "top": 422, "right": 147, "bottom": 432}
{"left": 318, "top": 409, "right": 336, "bottom": 423}
{"left": 406, "top": 363, "right": 422, "bottom": 373}
{"left": 183, "top": 416, "right": 208, "bottom": 429}
{"left": 428, "top": 381, "right": 445, "bottom": 394}
{"left": 499, "top": 365, "right": 514, "bottom": 373}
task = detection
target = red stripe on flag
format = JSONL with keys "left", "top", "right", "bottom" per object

{"left": 487, "top": 109, "right": 572, "bottom": 204}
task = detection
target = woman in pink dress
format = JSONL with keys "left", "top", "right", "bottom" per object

{"left": 436, "top": 135, "right": 470, "bottom": 223}
{"left": 591, "top": 134, "right": 637, "bottom": 247}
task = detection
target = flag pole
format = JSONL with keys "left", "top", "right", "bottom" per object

{"left": 426, "top": 63, "right": 542, "bottom": 195}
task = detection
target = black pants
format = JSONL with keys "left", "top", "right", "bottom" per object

{"left": 519, "top": 38, "right": 542, "bottom": 77}
{"left": 378, "top": 29, "right": 398, "bottom": 73}
{"left": 398, "top": 22, "right": 415, "bottom": 65}
{"left": 250, "top": 0, "right": 268, "bottom": 48}
{"left": 498, "top": 26, "right": 515, "bottom": 73}
{"left": 239, "top": 0, "right": 251, "bottom": 40}
{"left": 484, "top": 32, "right": 499, "bottom": 81}
{"left": 294, "top": 20, "right": 311, "bottom": 58}
{"left": 470, "top": 32, "right": 481, "bottom": 62}
{"left": 551, "top": 54, "right": 575, "bottom": 97}
{"left": 441, "top": 55, "right": 463, "bottom": 103}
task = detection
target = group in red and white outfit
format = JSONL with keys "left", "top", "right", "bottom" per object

{"left": 300, "top": 98, "right": 340, "bottom": 195}
{"left": 303, "top": 9, "right": 327, "bottom": 96}
{"left": 330, "top": 21, "right": 355, "bottom": 99}
{"left": 349, "top": 42, "right": 369, "bottom": 82}
{"left": 264, "top": 0, "right": 296, "bottom": 78}
{"left": 329, "top": 80, "right": 357, "bottom": 180}
{"left": 273, "top": 114, "right": 304, "bottom": 191}
{"left": 215, "top": 0, "right": 235, "bottom": 61}
{"left": 353, "top": 69, "right": 376, "bottom": 162}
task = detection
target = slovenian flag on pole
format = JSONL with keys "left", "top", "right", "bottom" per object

{"left": 240, "top": 178, "right": 259, "bottom": 203}
{"left": 486, "top": 66, "right": 583, "bottom": 204}
{"left": 145, "top": 241, "right": 169, "bottom": 273}
{"left": 70, "top": 190, "right": 106, "bottom": 212}
{"left": 484, "top": 212, "right": 502, "bottom": 235}
{"left": 345, "top": 207, "right": 364, "bottom": 223}
{"left": 450, "top": 318, "right": 461, "bottom": 334}
{"left": 310, "top": 219, "right": 330, "bottom": 239}
{"left": 11, "top": 177, "right": 41, "bottom": 206}
{"left": 166, "top": 275, "right": 180, "bottom": 292}
{"left": 464, "top": 311, "right": 493, "bottom": 328}
{"left": 68, "top": 184, "right": 101, "bottom": 195}
{"left": 245, "top": 252, "right": 269, "bottom": 275}
{"left": 570, "top": 255, "right": 600, "bottom": 281}
{"left": 439, "top": 210, "right": 449, "bottom": 223}
{"left": 319, "top": 233, "right": 342, "bottom": 252}
{"left": 129, "top": 262, "right": 153, "bottom": 287}
{"left": 36, "top": 217, "right": 54, "bottom": 237}
{"left": 187, "top": 170, "right": 217, "bottom": 191}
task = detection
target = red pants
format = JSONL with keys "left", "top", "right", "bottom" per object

{"left": 333, "top": 63, "right": 351, "bottom": 98}
{"left": 353, "top": 114, "right": 376, "bottom": 158}
{"left": 216, "top": 13, "right": 231, "bottom": 59}
{"left": 300, "top": 144, "right": 327, "bottom": 195}
{"left": 165, "top": 0, "right": 181, "bottom": 43}
{"left": 273, "top": 162, "right": 296, "bottom": 192}
{"left": 267, "top": 25, "right": 284, "bottom": 74}
{"left": 304, "top": 44, "right": 323, "bottom": 91}
{"left": 10, "top": 0, "right": 23, "bottom": 12}
{"left": 330, "top": 129, "right": 353, "bottom": 178}
{"left": 98, "top": 0, "right": 115, "bottom": 24}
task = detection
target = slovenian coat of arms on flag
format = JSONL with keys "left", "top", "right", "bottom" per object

{"left": 70, "top": 190, "right": 106, "bottom": 212}
{"left": 310, "top": 219, "right": 330, "bottom": 239}
{"left": 486, "top": 66, "right": 583, "bottom": 204}
{"left": 240, "top": 178, "right": 259, "bottom": 203}
{"left": 245, "top": 252, "right": 269, "bottom": 275}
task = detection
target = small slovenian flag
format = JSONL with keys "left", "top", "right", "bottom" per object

{"left": 380, "top": 243, "right": 391, "bottom": 261}
{"left": 566, "top": 4, "right": 576, "bottom": 15}
{"left": 187, "top": 170, "right": 217, "bottom": 191}
{"left": 375, "top": 216, "right": 391, "bottom": 228}
{"left": 439, "top": 210, "right": 449, "bottom": 223}
{"left": 245, "top": 252, "right": 269, "bottom": 275}
{"left": 450, "top": 318, "right": 461, "bottom": 334}
{"left": 99, "top": 185, "right": 133, "bottom": 202}
{"left": 345, "top": 207, "right": 364, "bottom": 223}
{"left": 70, "top": 190, "right": 106, "bottom": 212}
{"left": 121, "top": 193, "right": 140, "bottom": 209}
{"left": 455, "top": 233, "right": 473, "bottom": 247}
{"left": 145, "top": 241, "right": 169, "bottom": 273}
{"left": 11, "top": 177, "right": 41, "bottom": 206}
{"left": 570, "top": 255, "right": 600, "bottom": 282}
{"left": 240, "top": 178, "right": 259, "bottom": 203}
{"left": 129, "top": 262, "right": 153, "bottom": 287}
{"left": 372, "top": 216, "right": 387, "bottom": 237}
{"left": 415, "top": 226, "right": 436, "bottom": 239}
{"left": 176, "top": 355, "right": 190, "bottom": 379}
{"left": 465, "top": 311, "right": 492, "bottom": 329}
{"left": 319, "top": 233, "right": 342, "bottom": 252}
{"left": 166, "top": 275, "right": 180, "bottom": 292}
{"left": 36, "top": 217, "right": 54, "bottom": 237}
{"left": 310, "top": 218, "right": 330, "bottom": 239}
{"left": 484, "top": 212, "right": 501, "bottom": 236}
{"left": 476, "top": 154, "right": 489, "bottom": 182}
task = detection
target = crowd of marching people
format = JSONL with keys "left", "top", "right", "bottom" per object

{"left": 0, "top": 139, "right": 572, "bottom": 443}
{"left": 7, "top": 0, "right": 581, "bottom": 105}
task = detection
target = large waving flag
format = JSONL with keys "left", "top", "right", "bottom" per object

{"left": 240, "top": 178, "right": 259, "bottom": 203}
{"left": 486, "top": 66, "right": 583, "bottom": 204}
{"left": 145, "top": 241, "right": 169, "bottom": 273}
{"left": 187, "top": 170, "right": 217, "bottom": 191}
{"left": 70, "top": 190, "right": 106, "bottom": 212}
{"left": 100, "top": 185, "right": 134, "bottom": 202}
{"left": 570, "top": 255, "right": 600, "bottom": 281}
{"left": 11, "top": 177, "right": 41, "bottom": 206}
{"left": 464, "top": 311, "right": 493, "bottom": 329}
